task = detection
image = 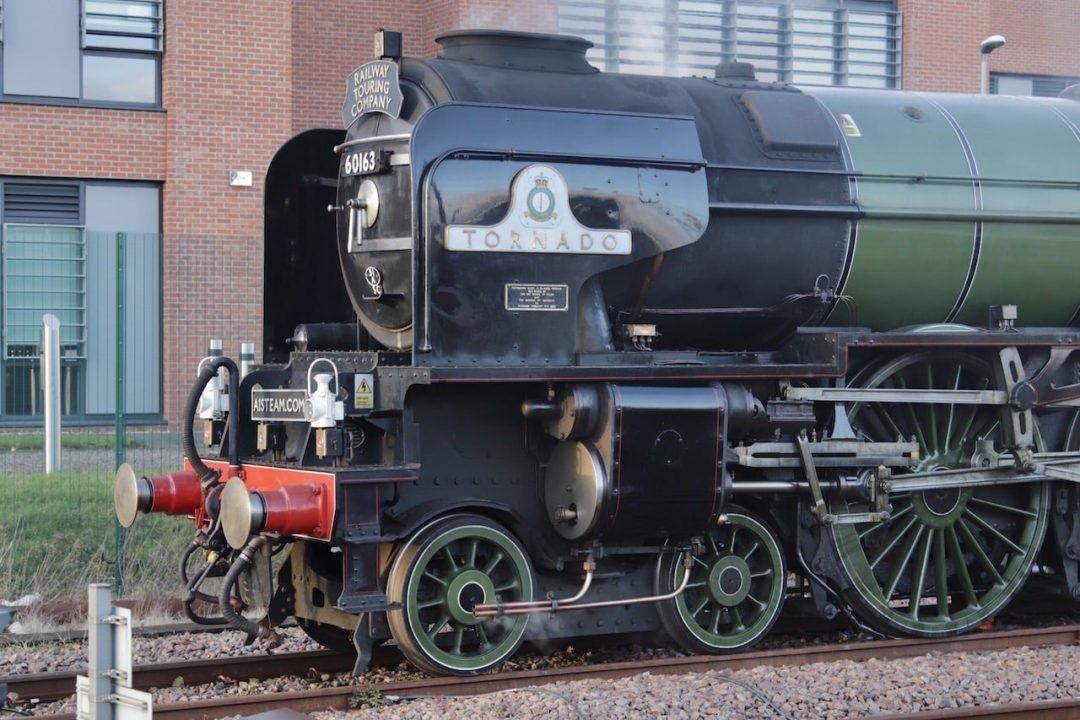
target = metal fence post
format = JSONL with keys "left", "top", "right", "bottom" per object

{"left": 42, "top": 313, "right": 61, "bottom": 474}
{"left": 114, "top": 232, "right": 126, "bottom": 596}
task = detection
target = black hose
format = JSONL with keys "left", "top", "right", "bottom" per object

{"left": 185, "top": 598, "right": 228, "bottom": 626}
{"left": 180, "top": 540, "right": 223, "bottom": 606}
{"left": 183, "top": 357, "right": 241, "bottom": 484}
{"left": 180, "top": 540, "right": 228, "bottom": 625}
{"left": 219, "top": 536, "right": 269, "bottom": 638}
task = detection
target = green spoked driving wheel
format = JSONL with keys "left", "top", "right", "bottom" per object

{"left": 386, "top": 515, "right": 533, "bottom": 675}
{"left": 656, "top": 510, "right": 786, "bottom": 653}
{"left": 833, "top": 351, "right": 1050, "bottom": 636}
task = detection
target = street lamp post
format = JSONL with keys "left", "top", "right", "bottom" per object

{"left": 980, "top": 35, "right": 1006, "bottom": 94}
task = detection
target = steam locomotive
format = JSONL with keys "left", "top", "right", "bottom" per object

{"left": 115, "top": 29, "right": 1080, "bottom": 675}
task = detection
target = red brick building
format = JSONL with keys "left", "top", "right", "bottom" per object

{"left": 900, "top": 0, "right": 1080, "bottom": 93}
{"left": 0, "top": 0, "right": 1076, "bottom": 425}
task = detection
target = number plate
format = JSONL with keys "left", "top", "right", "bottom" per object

{"left": 342, "top": 149, "right": 390, "bottom": 177}
{"left": 251, "top": 389, "right": 309, "bottom": 422}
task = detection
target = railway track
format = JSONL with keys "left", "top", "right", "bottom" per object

{"left": 883, "top": 699, "right": 1080, "bottom": 719}
{"left": 7, "top": 624, "right": 1079, "bottom": 720}
{"left": 3, "top": 648, "right": 361, "bottom": 704}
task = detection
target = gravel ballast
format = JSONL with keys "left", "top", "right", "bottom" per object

{"left": 315, "top": 644, "right": 1080, "bottom": 720}
{"left": 9, "top": 641, "right": 1079, "bottom": 718}
{"left": 0, "top": 627, "right": 321, "bottom": 675}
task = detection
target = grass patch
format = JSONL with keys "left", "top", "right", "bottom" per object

{"left": 0, "top": 471, "right": 193, "bottom": 602}
{"left": 0, "top": 432, "right": 148, "bottom": 452}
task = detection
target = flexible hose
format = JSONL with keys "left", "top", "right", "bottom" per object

{"left": 183, "top": 357, "right": 241, "bottom": 484}
{"left": 219, "top": 536, "right": 270, "bottom": 638}
{"left": 180, "top": 540, "right": 223, "bottom": 606}
{"left": 185, "top": 597, "right": 228, "bottom": 626}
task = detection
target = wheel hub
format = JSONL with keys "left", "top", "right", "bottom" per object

{"left": 708, "top": 554, "right": 752, "bottom": 606}
{"left": 923, "top": 487, "right": 963, "bottom": 517}
{"left": 446, "top": 570, "right": 494, "bottom": 625}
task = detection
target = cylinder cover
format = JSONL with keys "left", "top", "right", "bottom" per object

{"left": 544, "top": 441, "right": 607, "bottom": 540}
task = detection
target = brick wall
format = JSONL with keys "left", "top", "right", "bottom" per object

{"left": 160, "top": 0, "right": 294, "bottom": 421}
{"left": 290, "top": 1, "right": 426, "bottom": 133}
{"left": 897, "top": 0, "right": 990, "bottom": 92}
{"left": 422, "top": 0, "right": 561, "bottom": 55}
{"left": 0, "top": 105, "right": 165, "bottom": 179}
{"left": 899, "top": 0, "right": 1080, "bottom": 92}
{"left": 987, "top": 0, "right": 1080, "bottom": 78}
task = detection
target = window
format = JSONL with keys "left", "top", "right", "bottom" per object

{"left": 559, "top": 0, "right": 901, "bottom": 88}
{"left": 992, "top": 73, "right": 1080, "bottom": 98}
{"left": 3, "top": 225, "right": 87, "bottom": 416}
{"left": 0, "top": 180, "right": 162, "bottom": 423}
{"left": 0, "top": 0, "right": 162, "bottom": 106}
{"left": 82, "top": 0, "right": 162, "bottom": 103}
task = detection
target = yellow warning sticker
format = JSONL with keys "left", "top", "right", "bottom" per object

{"left": 839, "top": 113, "right": 862, "bottom": 137}
{"left": 354, "top": 373, "right": 374, "bottom": 409}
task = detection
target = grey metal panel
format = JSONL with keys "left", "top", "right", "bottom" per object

{"left": 84, "top": 185, "right": 160, "bottom": 415}
{"left": 84, "top": 231, "right": 116, "bottom": 415}
{"left": 123, "top": 229, "right": 160, "bottom": 414}
{"left": 85, "top": 185, "right": 159, "bottom": 234}
{"left": 2, "top": 0, "right": 80, "bottom": 98}
{"left": 996, "top": 76, "right": 1034, "bottom": 96}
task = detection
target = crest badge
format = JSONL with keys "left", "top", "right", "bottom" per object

{"left": 363, "top": 266, "right": 384, "bottom": 299}
{"left": 524, "top": 174, "right": 557, "bottom": 224}
{"left": 444, "top": 165, "right": 632, "bottom": 255}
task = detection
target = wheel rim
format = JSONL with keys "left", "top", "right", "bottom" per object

{"left": 668, "top": 512, "right": 785, "bottom": 650}
{"left": 390, "top": 519, "right": 532, "bottom": 674}
{"left": 833, "top": 351, "right": 1049, "bottom": 635}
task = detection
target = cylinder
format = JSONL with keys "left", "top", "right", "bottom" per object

{"left": 220, "top": 477, "right": 326, "bottom": 548}
{"left": 147, "top": 470, "right": 204, "bottom": 516}
{"left": 114, "top": 464, "right": 203, "bottom": 528}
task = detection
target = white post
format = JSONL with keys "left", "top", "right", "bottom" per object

{"left": 979, "top": 35, "right": 1006, "bottom": 95}
{"left": 78, "top": 583, "right": 147, "bottom": 720}
{"left": 86, "top": 584, "right": 114, "bottom": 720}
{"left": 42, "top": 314, "right": 61, "bottom": 474}
{"left": 240, "top": 341, "right": 255, "bottom": 378}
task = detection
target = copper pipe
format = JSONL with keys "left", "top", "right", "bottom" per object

{"left": 473, "top": 552, "right": 693, "bottom": 618}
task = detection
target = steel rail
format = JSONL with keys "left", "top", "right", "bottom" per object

{"left": 877, "top": 698, "right": 1080, "bottom": 719}
{"left": 17, "top": 624, "right": 1080, "bottom": 720}
{"left": 3, "top": 648, "right": 361, "bottom": 703}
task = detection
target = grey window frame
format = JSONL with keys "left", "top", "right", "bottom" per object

{"left": 2, "top": 222, "right": 89, "bottom": 363}
{"left": 991, "top": 71, "right": 1080, "bottom": 98}
{"left": 0, "top": 177, "right": 164, "bottom": 426}
{"left": 0, "top": 0, "right": 162, "bottom": 109}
